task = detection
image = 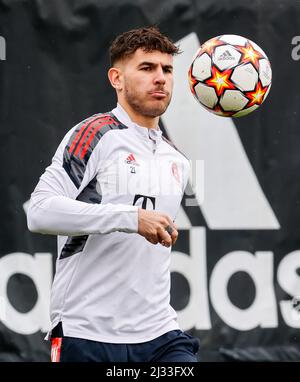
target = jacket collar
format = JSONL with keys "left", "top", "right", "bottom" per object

{"left": 111, "top": 103, "right": 162, "bottom": 143}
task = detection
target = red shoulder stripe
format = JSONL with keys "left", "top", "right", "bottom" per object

{"left": 69, "top": 116, "right": 102, "bottom": 155}
{"left": 80, "top": 116, "right": 116, "bottom": 159}
{"left": 68, "top": 122, "right": 89, "bottom": 154}
{"left": 73, "top": 117, "right": 105, "bottom": 157}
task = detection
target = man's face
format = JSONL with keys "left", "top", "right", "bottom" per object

{"left": 119, "top": 48, "right": 174, "bottom": 118}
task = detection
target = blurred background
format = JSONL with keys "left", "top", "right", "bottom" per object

{"left": 0, "top": 0, "right": 300, "bottom": 361}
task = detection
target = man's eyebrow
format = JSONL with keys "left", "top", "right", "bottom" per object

{"left": 163, "top": 64, "right": 173, "bottom": 70}
{"left": 138, "top": 61, "right": 155, "bottom": 67}
{"left": 137, "top": 61, "right": 173, "bottom": 70}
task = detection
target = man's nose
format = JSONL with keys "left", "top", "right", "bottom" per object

{"left": 154, "top": 68, "right": 166, "bottom": 84}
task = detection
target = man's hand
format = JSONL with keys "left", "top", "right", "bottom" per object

{"left": 137, "top": 209, "right": 178, "bottom": 247}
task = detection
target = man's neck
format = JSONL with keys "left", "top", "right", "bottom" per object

{"left": 118, "top": 101, "right": 159, "bottom": 129}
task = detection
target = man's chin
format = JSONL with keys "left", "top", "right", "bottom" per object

{"left": 125, "top": 95, "right": 171, "bottom": 118}
{"left": 144, "top": 100, "right": 170, "bottom": 117}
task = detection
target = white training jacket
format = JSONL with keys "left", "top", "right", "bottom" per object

{"left": 27, "top": 103, "right": 190, "bottom": 343}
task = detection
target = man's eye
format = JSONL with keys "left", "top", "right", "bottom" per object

{"left": 141, "top": 67, "right": 151, "bottom": 71}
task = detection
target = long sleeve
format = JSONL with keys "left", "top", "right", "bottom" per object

{"left": 27, "top": 191, "right": 138, "bottom": 236}
{"left": 27, "top": 115, "right": 139, "bottom": 236}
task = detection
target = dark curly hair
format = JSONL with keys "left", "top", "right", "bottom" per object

{"left": 109, "top": 26, "right": 180, "bottom": 65}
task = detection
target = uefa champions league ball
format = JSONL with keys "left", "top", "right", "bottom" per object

{"left": 188, "top": 34, "right": 272, "bottom": 117}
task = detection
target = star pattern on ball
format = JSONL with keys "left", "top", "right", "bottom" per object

{"left": 205, "top": 66, "right": 236, "bottom": 97}
{"left": 188, "top": 65, "right": 198, "bottom": 96}
{"left": 188, "top": 35, "right": 272, "bottom": 117}
{"left": 245, "top": 81, "right": 268, "bottom": 107}
{"left": 200, "top": 37, "right": 225, "bottom": 56}
{"left": 236, "top": 41, "right": 264, "bottom": 70}
{"left": 212, "top": 105, "right": 235, "bottom": 117}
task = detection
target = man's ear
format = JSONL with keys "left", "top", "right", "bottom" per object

{"left": 108, "top": 67, "right": 123, "bottom": 91}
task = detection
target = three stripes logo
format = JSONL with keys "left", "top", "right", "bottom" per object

{"left": 68, "top": 115, "right": 116, "bottom": 160}
{"left": 50, "top": 338, "right": 62, "bottom": 362}
{"left": 125, "top": 153, "right": 139, "bottom": 166}
{"left": 218, "top": 49, "right": 235, "bottom": 60}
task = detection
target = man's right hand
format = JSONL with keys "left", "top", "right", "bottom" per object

{"left": 137, "top": 208, "right": 178, "bottom": 247}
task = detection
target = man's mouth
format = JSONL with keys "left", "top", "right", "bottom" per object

{"left": 149, "top": 90, "right": 168, "bottom": 98}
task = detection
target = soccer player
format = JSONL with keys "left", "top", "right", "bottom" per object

{"left": 27, "top": 26, "right": 199, "bottom": 362}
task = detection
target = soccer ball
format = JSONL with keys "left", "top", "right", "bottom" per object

{"left": 188, "top": 34, "right": 272, "bottom": 117}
